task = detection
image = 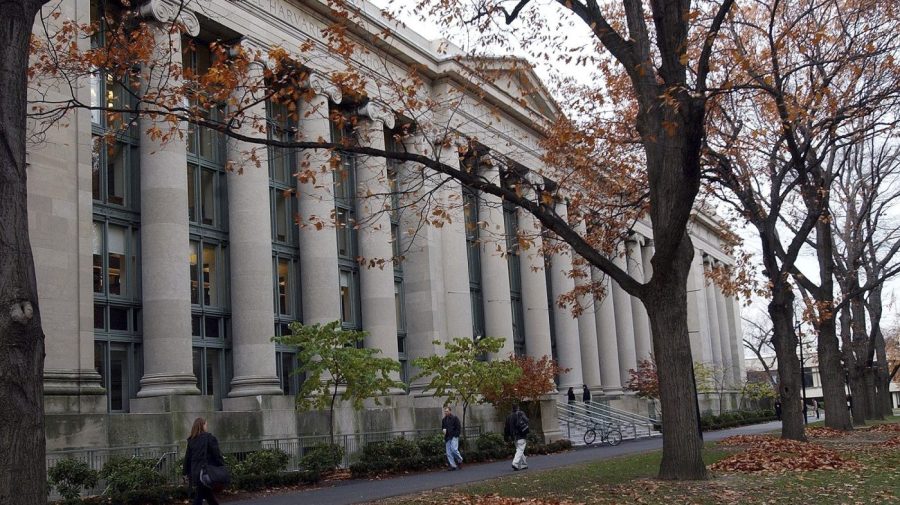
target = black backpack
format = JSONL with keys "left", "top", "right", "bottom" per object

{"left": 515, "top": 411, "right": 530, "bottom": 437}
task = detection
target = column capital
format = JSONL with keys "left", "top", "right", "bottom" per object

{"left": 138, "top": 0, "right": 200, "bottom": 36}
{"left": 308, "top": 72, "right": 343, "bottom": 104}
{"left": 357, "top": 101, "right": 396, "bottom": 129}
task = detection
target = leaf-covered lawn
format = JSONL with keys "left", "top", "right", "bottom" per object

{"left": 377, "top": 418, "right": 900, "bottom": 505}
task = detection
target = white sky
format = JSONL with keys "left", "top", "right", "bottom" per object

{"left": 367, "top": 0, "right": 900, "bottom": 344}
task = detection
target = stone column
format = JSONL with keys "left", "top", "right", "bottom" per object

{"left": 437, "top": 148, "right": 473, "bottom": 342}
{"left": 400, "top": 138, "right": 454, "bottom": 391}
{"left": 572, "top": 223, "right": 601, "bottom": 391}
{"left": 479, "top": 165, "right": 514, "bottom": 357}
{"left": 593, "top": 268, "right": 622, "bottom": 393}
{"left": 687, "top": 251, "right": 713, "bottom": 364}
{"left": 518, "top": 207, "right": 553, "bottom": 360}
{"left": 703, "top": 256, "right": 724, "bottom": 369}
{"left": 354, "top": 104, "right": 400, "bottom": 365}
{"left": 727, "top": 295, "right": 745, "bottom": 385}
{"left": 548, "top": 205, "right": 583, "bottom": 389}
{"left": 612, "top": 247, "right": 637, "bottom": 386}
{"left": 626, "top": 237, "right": 652, "bottom": 362}
{"left": 226, "top": 86, "right": 282, "bottom": 397}
{"left": 137, "top": 22, "right": 199, "bottom": 396}
{"left": 713, "top": 261, "right": 735, "bottom": 387}
{"left": 296, "top": 79, "right": 342, "bottom": 325}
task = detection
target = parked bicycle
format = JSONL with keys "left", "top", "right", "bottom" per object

{"left": 583, "top": 421, "right": 622, "bottom": 446}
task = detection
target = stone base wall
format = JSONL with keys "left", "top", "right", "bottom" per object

{"left": 45, "top": 393, "right": 516, "bottom": 451}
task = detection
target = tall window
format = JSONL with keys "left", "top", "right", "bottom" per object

{"left": 504, "top": 198, "right": 525, "bottom": 356}
{"left": 463, "top": 186, "right": 486, "bottom": 339}
{"left": 268, "top": 100, "right": 302, "bottom": 395}
{"left": 332, "top": 119, "right": 362, "bottom": 332}
{"left": 387, "top": 133, "right": 408, "bottom": 384}
{"left": 91, "top": 0, "right": 141, "bottom": 413}
{"left": 544, "top": 254, "right": 559, "bottom": 367}
{"left": 185, "top": 40, "right": 231, "bottom": 407}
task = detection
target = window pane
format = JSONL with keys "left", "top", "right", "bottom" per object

{"left": 339, "top": 270, "right": 352, "bottom": 324}
{"left": 93, "top": 222, "right": 104, "bottom": 293}
{"left": 90, "top": 72, "right": 101, "bottom": 125}
{"left": 204, "top": 316, "right": 221, "bottom": 339}
{"left": 274, "top": 191, "right": 288, "bottom": 243}
{"left": 280, "top": 352, "right": 296, "bottom": 395}
{"left": 105, "top": 75, "right": 122, "bottom": 129}
{"left": 189, "top": 241, "right": 199, "bottom": 304}
{"left": 277, "top": 259, "right": 290, "bottom": 315}
{"left": 187, "top": 165, "right": 197, "bottom": 222}
{"left": 201, "top": 169, "right": 216, "bottom": 226}
{"left": 206, "top": 348, "right": 222, "bottom": 398}
{"left": 92, "top": 141, "right": 102, "bottom": 200}
{"left": 202, "top": 244, "right": 218, "bottom": 306}
{"left": 109, "top": 306, "right": 128, "bottom": 331}
{"left": 94, "top": 341, "right": 107, "bottom": 388}
{"left": 109, "top": 345, "right": 128, "bottom": 411}
{"left": 336, "top": 209, "right": 350, "bottom": 258}
{"left": 394, "top": 281, "right": 403, "bottom": 330}
{"left": 107, "top": 225, "right": 126, "bottom": 296}
{"left": 94, "top": 304, "right": 105, "bottom": 330}
{"left": 192, "top": 348, "right": 202, "bottom": 391}
{"left": 191, "top": 315, "right": 201, "bottom": 337}
{"left": 106, "top": 142, "right": 126, "bottom": 206}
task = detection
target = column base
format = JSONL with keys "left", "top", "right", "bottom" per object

{"left": 602, "top": 386, "right": 624, "bottom": 396}
{"left": 43, "top": 368, "right": 105, "bottom": 395}
{"left": 228, "top": 375, "right": 284, "bottom": 397}
{"left": 137, "top": 373, "right": 200, "bottom": 397}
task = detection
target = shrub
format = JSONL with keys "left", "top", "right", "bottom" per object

{"left": 385, "top": 437, "right": 420, "bottom": 460}
{"left": 298, "top": 443, "right": 343, "bottom": 474}
{"left": 475, "top": 432, "right": 507, "bottom": 455}
{"left": 416, "top": 433, "right": 445, "bottom": 458}
{"left": 100, "top": 457, "right": 165, "bottom": 494}
{"left": 232, "top": 448, "right": 290, "bottom": 477}
{"left": 48, "top": 458, "right": 99, "bottom": 504}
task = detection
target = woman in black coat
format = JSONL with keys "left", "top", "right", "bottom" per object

{"left": 183, "top": 417, "right": 225, "bottom": 505}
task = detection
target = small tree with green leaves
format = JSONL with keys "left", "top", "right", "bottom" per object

{"left": 273, "top": 321, "right": 404, "bottom": 444}
{"left": 739, "top": 380, "right": 777, "bottom": 410}
{"left": 412, "top": 337, "right": 521, "bottom": 438}
{"left": 694, "top": 362, "right": 731, "bottom": 416}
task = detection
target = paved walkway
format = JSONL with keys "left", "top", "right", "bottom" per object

{"left": 229, "top": 420, "right": 787, "bottom": 505}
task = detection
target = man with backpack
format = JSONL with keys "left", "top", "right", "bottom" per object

{"left": 504, "top": 404, "right": 529, "bottom": 471}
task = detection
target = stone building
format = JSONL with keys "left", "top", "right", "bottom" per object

{"left": 30, "top": 0, "right": 744, "bottom": 451}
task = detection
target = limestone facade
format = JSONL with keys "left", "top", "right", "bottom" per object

{"left": 30, "top": 0, "right": 744, "bottom": 450}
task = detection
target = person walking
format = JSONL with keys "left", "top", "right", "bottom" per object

{"left": 442, "top": 406, "right": 463, "bottom": 470}
{"left": 582, "top": 385, "right": 591, "bottom": 404}
{"left": 504, "top": 404, "right": 530, "bottom": 471}
{"left": 183, "top": 417, "right": 226, "bottom": 505}
{"left": 813, "top": 399, "right": 820, "bottom": 419}
{"left": 774, "top": 399, "right": 782, "bottom": 421}
{"left": 567, "top": 387, "right": 576, "bottom": 405}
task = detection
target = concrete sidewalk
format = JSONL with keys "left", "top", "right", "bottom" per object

{"left": 228, "top": 420, "right": 785, "bottom": 505}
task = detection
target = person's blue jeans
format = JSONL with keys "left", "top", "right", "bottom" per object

{"left": 445, "top": 437, "right": 462, "bottom": 468}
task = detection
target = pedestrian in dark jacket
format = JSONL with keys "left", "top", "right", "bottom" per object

{"left": 774, "top": 400, "right": 782, "bottom": 420}
{"left": 567, "top": 387, "right": 576, "bottom": 404}
{"left": 503, "top": 404, "right": 529, "bottom": 471}
{"left": 582, "top": 385, "right": 591, "bottom": 404}
{"left": 441, "top": 406, "right": 463, "bottom": 470}
{"left": 183, "top": 417, "right": 225, "bottom": 505}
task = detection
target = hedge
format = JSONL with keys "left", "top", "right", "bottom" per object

{"left": 700, "top": 409, "right": 777, "bottom": 431}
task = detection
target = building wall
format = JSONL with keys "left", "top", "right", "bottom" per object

{"left": 30, "top": 0, "right": 745, "bottom": 451}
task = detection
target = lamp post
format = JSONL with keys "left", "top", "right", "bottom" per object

{"left": 798, "top": 337, "right": 808, "bottom": 424}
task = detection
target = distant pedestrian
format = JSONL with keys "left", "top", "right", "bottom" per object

{"left": 504, "top": 404, "right": 530, "bottom": 471}
{"left": 183, "top": 417, "right": 226, "bottom": 505}
{"left": 813, "top": 399, "right": 820, "bottom": 419}
{"left": 441, "top": 406, "right": 463, "bottom": 470}
{"left": 582, "top": 385, "right": 591, "bottom": 404}
{"left": 774, "top": 400, "right": 782, "bottom": 420}
{"left": 567, "top": 387, "right": 576, "bottom": 404}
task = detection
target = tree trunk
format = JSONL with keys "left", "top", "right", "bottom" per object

{"left": 862, "top": 366, "right": 881, "bottom": 421}
{"left": 868, "top": 286, "right": 894, "bottom": 417}
{"left": 847, "top": 365, "right": 868, "bottom": 424}
{"left": 848, "top": 290, "right": 871, "bottom": 422}
{"left": 817, "top": 314, "right": 853, "bottom": 430}
{"left": 645, "top": 239, "right": 707, "bottom": 481}
{"left": 0, "top": 1, "right": 48, "bottom": 503}
{"left": 769, "top": 287, "right": 806, "bottom": 441}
